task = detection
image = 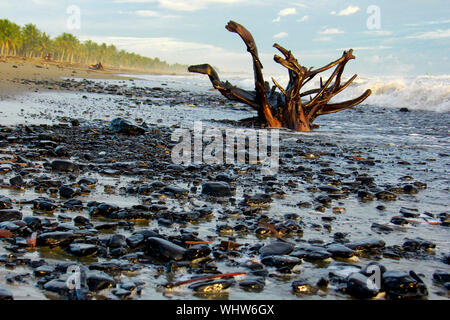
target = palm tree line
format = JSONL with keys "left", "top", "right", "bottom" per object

{"left": 0, "top": 19, "right": 187, "bottom": 72}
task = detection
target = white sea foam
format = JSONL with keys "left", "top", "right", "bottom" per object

{"left": 221, "top": 73, "right": 450, "bottom": 113}
{"left": 128, "top": 72, "right": 450, "bottom": 113}
{"left": 338, "top": 75, "right": 450, "bottom": 112}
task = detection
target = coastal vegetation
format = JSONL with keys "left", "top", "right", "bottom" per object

{"left": 0, "top": 19, "right": 187, "bottom": 72}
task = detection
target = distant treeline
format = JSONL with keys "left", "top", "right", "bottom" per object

{"left": 0, "top": 19, "right": 187, "bottom": 72}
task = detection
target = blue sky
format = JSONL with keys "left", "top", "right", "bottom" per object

{"left": 1, "top": 0, "right": 449, "bottom": 76}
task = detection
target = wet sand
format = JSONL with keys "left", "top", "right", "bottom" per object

{"left": 0, "top": 56, "right": 183, "bottom": 99}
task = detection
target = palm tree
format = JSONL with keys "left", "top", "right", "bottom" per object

{"left": 64, "top": 33, "right": 79, "bottom": 63}
{"left": 83, "top": 40, "right": 98, "bottom": 64}
{"left": 38, "top": 32, "right": 52, "bottom": 58}
{"left": 54, "top": 35, "right": 67, "bottom": 61}
{"left": 21, "top": 23, "right": 41, "bottom": 57}
{"left": 0, "top": 19, "right": 21, "bottom": 57}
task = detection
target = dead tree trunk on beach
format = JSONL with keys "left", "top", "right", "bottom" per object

{"left": 188, "top": 21, "right": 372, "bottom": 132}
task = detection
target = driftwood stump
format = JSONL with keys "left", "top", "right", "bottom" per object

{"left": 189, "top": 21, "right": 371, "bottom": 132}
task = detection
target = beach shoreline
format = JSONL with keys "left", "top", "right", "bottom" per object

{"left": 0, "top": 56, "right": 188, "bottom": 99}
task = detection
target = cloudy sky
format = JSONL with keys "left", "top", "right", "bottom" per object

{"left": 1, "top": 0, "right": 449, "bottom": 76}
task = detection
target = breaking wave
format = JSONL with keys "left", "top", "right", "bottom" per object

{"left": 137, "top": 72, "right": 450, "bottom": 113}
{"left": 340, "top": 75, "right": 450, "bottom": 112}
{"left": 224, "top": 73, "right": 450, "bottom": 113}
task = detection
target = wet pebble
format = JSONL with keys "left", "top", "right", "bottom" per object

{"left": 260, "top": 241, "right": 294, "bottom": 257}
{"left": 399, "top": 207, "right": 420, "bottom": 218}
{"left": 292, "top": 280, "right": 317, "bottom": 295}
{"left": 188, "top": 279, "right": 233, "bottom": 293}
{"left": 0, "top": 209, "right": 22, "bottom": 222}
{"left": 346, "top": 238, "right": 385, "bottom": 251}
{"left": 43, "top": 279, "right": 70, "bottom": 296}
{"left": 345, "top": 272, "right": 379, "bottom": 299}
{"left": 260, "top": 255, "right": 301, "bottom": 270}
{"left": 0, "top": 286, "right": 13, "bottom": 300}
{"left": 126, "top": 233, "right": 145, "bottom": 249}
{"left": 326, "top": 244, "right": 355, "bottom": 259}
{"left": 33, "top": 199, "right": 57, "bottom": 213}
{"left": 145, "top": 237, "right": 186, "bottom": 261}
{"left": 201, "top": 182, "right": 232, "bottom": 197}
{"left": 34, "top": 265, "right": 56, "bottom": 277}
{"left": 162, "top": 185, "right": 189, "bottom": 197}
{"left": 185, "top": 244, "right": 211, "bottom": 260}
{"left": 433, "top": 270, "right": 450, "bottom": 283}
{"left": 402, "top": 238, "right": 436, "bottom": 251}
{"left": 0, "top": 196, "right": 13, "bottom": 209}
{"left": 37, "top": 231, "right": 76, "bottom": 247}
{"left": 109, "top": 118, "right": 145, "bottom": 135}
{"left": 291, "top": 243, "right": 331, "bottom": 261}
{"left": 9, "top": 175, "right": 24, "bottom": 186}
{"left": 59, "top": 185, "right": 77, "bottom": 199}
{"left": 239, "top": 277, "right": 265, "bottom": 292}
{"left": 51, "top": 160, "right": 79, "bottom": 173}
{"left": 375, "top": 191, "right": 397, "bottom": 201}
{"left": 108, "top": 234, "right": 127, "bottom": 248}
{"left": 86, "top": 271, "right": 116, "bottom": 291}
{"left": 68, "top": 243, "right": 98, "bottom": 257}
{"left": 382, "top": 270, "right": 428, "bottom": 299}
{"left": 242, "top": 193, "right": 272, "bottom": 207}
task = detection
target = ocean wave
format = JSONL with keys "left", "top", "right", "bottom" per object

{"left": 135, "top": 73, "right": 450, "bottom": 112}
{"left": 224, "top": 73, "right": 450, "bottom": 113}
{"left": 340, "top": 76, "right": 450, "bottom": 112}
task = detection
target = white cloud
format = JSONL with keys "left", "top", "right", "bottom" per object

{"left": 365, "top": 30, "right": 392, "bottom": 36}
{"left": 135, "top": 10, "right": 161, "bottom": 17}
{"left": 406, "top": 29, "right": 450, "bottom": 39}
{"left": 313, "top": 37, "right": 332, "bottom": 42}
{"left": 290, "top": 2, "right": 308, "bottom": 8}
{"left": 279, "top": 8, "right": 296, "bottom": 16}
{"left": 115, "top": 0, "right": 248, "bottom": 12}
{"left": 336, "top": 46, "right": 392, "bottom": 51}
{"left": 333, "top": 5, "right": 360, "bottom": 16}
{"left": 371, "top": 55, "right": 380, "bottom": 63}
{"left": 133, "top": 10, "right": 178, "bottom": 18}
{"left": 114, "top": 0, "right": 156, "bottom": 2}
{"left": 273, "top": 32, "right": 288, "bottom": 39}
{"left": 272, "top": 7, "right": 296, "bottom": 23}
{"left": 319, "top": 28, "right": 344, "bottom": 35}
{"left": 31, "top": 0, "right": 54, "bottom": 5}
{"left": 296, "top": 15, "right": 309, "bottom": 23}
{"left": 405, "top": 19, "right": 450, "bottom": 27}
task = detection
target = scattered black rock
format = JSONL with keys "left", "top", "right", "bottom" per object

{"left": 109, "top": 118, "right": 145, "bottom": 135}
{"left": 86, "top": 271, "right": 116, "bottom": 291}
{"left": 145, "top": 237, "right": 186, "bottom": 261}
{"left": 201, "top": 182, "right": 232, "bottom": 197}
{"left": 51, "top": 160, "right": 79, "bottom": 172}
{"left": 345, "top": 272, "right": 379, "bottom": 299}
{"left": 382, "top": 270, "right": 428, "bottom": 299}
{"left": 292, "top": 280, "right": 317, "bottom": 294}
{"left": 260, "top": 241, "right": 294, "bottom": 257}
{"left": 0, "top": 286, "right": 13, "bottom": 300}
{"left": 0, "top": 209, "right": 22, "bottom": 222}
